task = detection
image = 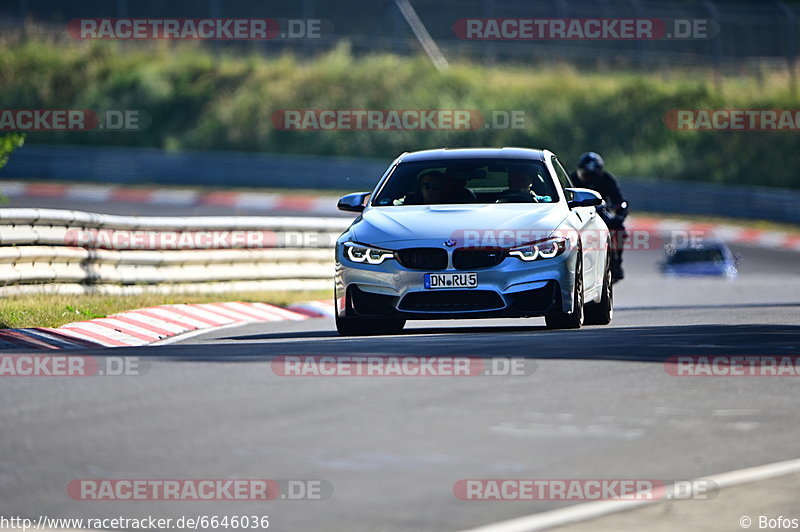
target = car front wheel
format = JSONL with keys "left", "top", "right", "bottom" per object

{"left": 545, "top": 253, "right": 584, "bottom": 330}
{"left": 584, "top": 249, "right": 613, "bottom": 325}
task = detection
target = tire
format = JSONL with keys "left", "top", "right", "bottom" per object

{"left": 584, "top": 250, "right": 613, "bottom": 325}
{"left": 335, "top": 314, "right": 406, "bottom": 336}
{"left": 545, "top": 253, "right": 584, "bottom": 330}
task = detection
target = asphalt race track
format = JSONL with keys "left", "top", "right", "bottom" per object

{"left": 1, "top": 233, "right": 799, "bottom": 530}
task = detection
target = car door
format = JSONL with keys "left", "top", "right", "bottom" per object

{"left": 550, "top": 156, "right": 601, "bottom": 293}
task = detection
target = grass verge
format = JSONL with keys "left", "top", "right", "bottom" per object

{"left": 0, "top": 289, "right": 332, "bottom": 329}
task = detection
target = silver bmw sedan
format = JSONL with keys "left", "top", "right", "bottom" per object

{"left": 334, "top": 147, "right": 613, "bottom": 335}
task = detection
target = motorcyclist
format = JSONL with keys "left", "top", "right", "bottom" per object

{"left": 569, "top": 152, "right": 629, "bottom": 282}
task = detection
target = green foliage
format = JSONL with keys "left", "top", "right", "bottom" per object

{"left": 0, "top": 133, "right": 25, "bottom": 203}
{"left": 0, "top": 133, "right": 25, "bottom": 169}
{"left": 1, "top": 38, "right": 798, "bottom": 188}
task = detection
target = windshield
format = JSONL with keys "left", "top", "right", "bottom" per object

{"left": 667, "top": 248, "right": 726, "bottom": 264}
{"left": 372, "top": 158, "right": 558, "bottom": 206}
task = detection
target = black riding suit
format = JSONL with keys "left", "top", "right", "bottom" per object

{"left": 569, "top": 170, "right": 629, "bottom": 281}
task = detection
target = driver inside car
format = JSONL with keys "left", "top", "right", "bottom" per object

{"left": 402, "top": 170, "right": 448, "bottom": 205}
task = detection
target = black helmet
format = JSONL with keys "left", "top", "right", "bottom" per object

{"left": 577, "top": 152, "right": 605, "bottom": 176}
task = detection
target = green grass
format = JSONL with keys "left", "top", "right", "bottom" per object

{"left": 0, "top": 289, "right": 332, "bottom": 329}
{"left": 1, "top": 37, "right": 799, "bottom": 189}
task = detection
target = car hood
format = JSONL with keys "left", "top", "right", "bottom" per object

{"left": 351, "top": 204, "right": 568, "bottom": 247}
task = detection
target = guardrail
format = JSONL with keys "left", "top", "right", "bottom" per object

{"left": 0, "top": 208, "right": 351, "bottom": 295}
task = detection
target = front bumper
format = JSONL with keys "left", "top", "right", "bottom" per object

{"left": 335, "top": 244, "right": 578, "bottom": 320}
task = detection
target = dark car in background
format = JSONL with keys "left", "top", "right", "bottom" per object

{"left": 660, "top": 240, "right": 740, "bottom": 279}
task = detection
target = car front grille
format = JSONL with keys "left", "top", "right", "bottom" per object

{"left": 396, "top": 248, "right": 448, "bottom": 270}
{"left": 398, "top": 290, "right": 505, "bottom": 312}
{"left": 452, "top": 248, "right": 506, "bottom": 270}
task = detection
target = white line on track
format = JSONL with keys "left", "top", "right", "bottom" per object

{"left": 460, "top": 457, "right": 800, "bottom": 532}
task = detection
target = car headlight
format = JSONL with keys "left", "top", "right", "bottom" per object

{"left": 508, "top": 237, "right": 568, "bottom": 262}
{"left": 344, "top": 242, "right": 395, "bottom": 265}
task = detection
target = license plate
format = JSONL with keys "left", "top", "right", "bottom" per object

{"left": 424, "top": 272, "right": 478, "bottom": 289}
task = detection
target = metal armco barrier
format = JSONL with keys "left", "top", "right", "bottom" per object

{"left": 0, "top": 208, "right": 351, "bottom": 292}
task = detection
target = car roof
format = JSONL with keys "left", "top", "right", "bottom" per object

{"left": 397, "top": 147, "right": 547, "bottom": 163}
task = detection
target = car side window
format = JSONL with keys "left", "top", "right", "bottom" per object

{"left": 551, "top": 156, "right": 574, "bottom": 200}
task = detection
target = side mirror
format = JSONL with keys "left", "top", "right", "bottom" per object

{"left": 565, "top": 188, "right": 603, "bottom": 209}
{"left": 337, "top": 192, "right": 370, "bottom": 213}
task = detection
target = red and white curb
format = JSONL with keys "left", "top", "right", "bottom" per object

{"left": 0, "top": 181, "right": 343, "bottom": 215}
{"left": 0, "top": 300, "right": 335, "bottom": 350}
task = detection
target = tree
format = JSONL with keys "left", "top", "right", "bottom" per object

{"left": 0, "top": 133, "right": 25, "bottom": 168}
{"left": 0, "top": 133, "right": 25, "bottom": 204}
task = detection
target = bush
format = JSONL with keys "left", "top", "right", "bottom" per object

{"left": 0, "top": 38, "right": 798, "bottom": 189}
